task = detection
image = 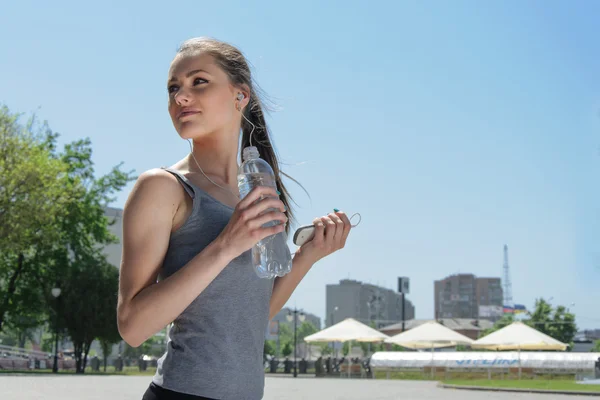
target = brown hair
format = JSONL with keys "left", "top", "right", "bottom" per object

{"left": 176, "top": 37, "right": 300, "bottom": 232}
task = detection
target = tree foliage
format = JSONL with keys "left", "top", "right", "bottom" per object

{"left": 482, "top": 298, "right": 577, "bottom": 348}
{"left": 59, "top": 258, "right": 121, "bottom": 373}
{"left": 0, "top": 105, "right": 71, "bottom": 332}
{"left": 281, "top": 342, "right": 292, "bottom": 358}
{"left": 296, "top": 321, "right": 318, "bottom": 344}
{"left": 122, "top": 334, "right": 166, "bottom": 360}
{"left": 264, "top": 340, "right": 276, "bottom": 357}
{"left": 0, "top": 105, "right": 134, "bottom": 375}
{"left": 525, "top": 298, "right": 577, "bottom": 347}
{"left": 481, "top": 314, "right": 515, "bottom": 336}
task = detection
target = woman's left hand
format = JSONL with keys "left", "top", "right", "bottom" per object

{"left": 294, "top": 210, "right": 352, "bottom": 264}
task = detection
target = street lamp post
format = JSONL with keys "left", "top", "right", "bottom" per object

{"left": 401, "top": 292, "right": 406, "bottom": 332}
{"left": 51, "top": 287, "right": 61, "bottom": 374}
{"left": 286, "top": 308, "right": 305, "bottom": 378}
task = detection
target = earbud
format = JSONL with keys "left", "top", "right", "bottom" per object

{"left": 236, "top": 92, "right": 256, "bottom": 146}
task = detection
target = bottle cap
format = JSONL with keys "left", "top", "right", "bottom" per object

{"left": 242, "top": 146, "right": 260, "bottom": 161}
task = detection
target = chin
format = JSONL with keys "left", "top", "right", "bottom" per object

{"left": 175, "top": 121, "right": 209, "bottom": 140}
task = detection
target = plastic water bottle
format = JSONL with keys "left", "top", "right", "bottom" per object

{"left": 238, "top": 146, "right": 292, "bottom": 279}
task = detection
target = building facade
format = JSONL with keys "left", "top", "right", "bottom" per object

{"left": 103, "top": 206, "right": 124, "bottom": 269}
{"left": 326, "top": 279, "right": 415, "bottom": 329}
{"left": 434, "top": 274, "right": 503, "bottom": 321}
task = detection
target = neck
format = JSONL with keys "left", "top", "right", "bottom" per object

{"left": 188, "top": 129, "right": 240, "bottom": 187}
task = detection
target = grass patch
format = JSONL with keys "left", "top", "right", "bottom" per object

{"left": 374, "top": 370, "right": 437, "bottom": 380}
{"left": 374, "top": 369, "right": 581, "bottom": 382}
{"left": 444, "top": 379, "right": 600, "bottom": 393}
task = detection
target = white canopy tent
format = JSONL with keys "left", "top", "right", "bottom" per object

{"left": 383, "top": 321, "right": 474, "bottom": 377}
{"left": 384, "top": 321, "right": 474, "bottom": 349}
{"left": 304, "top": 318, "right": 389, "bottom": 343}
{"left": 471, "top": 321, "right": 568, "bottom": 378}
{"left": 304, "top": 318, "right": 389, "bottom": 378}
{"left": 471, "top": 321, "right": 568, "bottom": 351}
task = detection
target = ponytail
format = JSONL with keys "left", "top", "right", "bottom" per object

{"left": 240, "top": 94, "right": 297, "bottom": 234}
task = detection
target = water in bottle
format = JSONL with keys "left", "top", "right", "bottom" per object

{"left": 238, "top": 146, "right": 292, "bottom": 279}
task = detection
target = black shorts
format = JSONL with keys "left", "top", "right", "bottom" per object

{"left": 142, "top": 383, "right": 218, "bottom": 400}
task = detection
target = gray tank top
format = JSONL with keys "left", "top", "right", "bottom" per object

{"left": 152, "top": 168, "right": 274, "bottom": 400}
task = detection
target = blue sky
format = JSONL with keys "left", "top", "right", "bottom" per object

{"left": 2, "top": 1, "right": 598, "bottom": 329}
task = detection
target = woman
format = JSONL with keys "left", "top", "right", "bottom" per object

{"left": 117, "top": 37, "right": 352, "bottom": 400}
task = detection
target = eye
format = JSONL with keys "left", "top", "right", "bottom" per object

{"left": 167, "top": 85, "right": 179, "bottom": 94}
{"left": 193, "top": 77, "right": 208, "bottom": 86}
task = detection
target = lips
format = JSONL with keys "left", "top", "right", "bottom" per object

{"left": 177, "top": 109, "right": 200, "bottom": 119}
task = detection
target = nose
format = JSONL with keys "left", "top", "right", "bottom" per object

{"left": 174, "top": 88, "right": 192, "bottom": 106}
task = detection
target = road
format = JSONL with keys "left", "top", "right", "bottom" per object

{"left": 0, "top": 375, "right": 588, "bottom": 400}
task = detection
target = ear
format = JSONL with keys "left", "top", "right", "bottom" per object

{"left": 234, "top": 84, "right": 251, "bottom": 110}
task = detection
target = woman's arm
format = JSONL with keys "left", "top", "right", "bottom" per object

{"left": 269, "top": 254, "right": 314, "bottom": 320}
{"left": 269, "top": 211, "right": 352, "bottom": 319}
{"left": 117, "top": 170, "right": 286, "bottom": 347}
{"left": 117, "top": 170, "right": 235, "bottom": 347}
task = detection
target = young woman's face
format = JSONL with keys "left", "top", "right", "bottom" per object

{"left": 167, "top": 53, "right": 240, "bottom": 140}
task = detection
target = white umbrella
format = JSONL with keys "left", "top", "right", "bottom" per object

{"left": 384, "top": 321, "right": 474, "bottom": 349}
{"left": 471, "top": 321, "right": 568, "bottom": 351}
{"left": 472, "top": 321, "right": 568, "bottom": 378}
{"left": 304, "top": 318, "right": 388, "bottom": 378}
{"left": 384, "top": 321, "right": 473, "bottom": 377}
{"left": 304, "top": 318, "right": 389, "bottom": 343}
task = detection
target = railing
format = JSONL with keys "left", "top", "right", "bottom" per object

{"left": 0, "top": 344, "right": 49, "bottom": 359}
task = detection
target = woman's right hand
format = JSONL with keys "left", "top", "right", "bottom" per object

{"left": 216, "top": 186, "right": 287, "bottom": 259}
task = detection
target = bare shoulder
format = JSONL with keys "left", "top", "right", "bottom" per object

{"left": 119, "top": 168, "right": 185, "bottom": 303}
{"left": 131, "top": 168, "right": 182, "bottom": 198}
{"left": 125, "top": 168, "right": 184, "bottom": 211}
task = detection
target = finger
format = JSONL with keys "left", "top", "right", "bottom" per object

{"left": 238, "top": 185, "right": 279, "bottom": 209}
{"left": 335, "top": 211, "right": 352, "bottom": 246}
{"left": 311, "top": 218, "right": 325, "bottom": 247}
{"left": 256, "top": 222, "right": 286, "bottom": 242}
{"left": 243, "top": 197, "right": 285, "bottom": 221}
{"left": 321, "top": 216, "right": 336, "bottom": 246}
{"left": 250, "top": 210, "right": 288, "bottom": 229}
{"left": 328, "top": 213, "right": 344, "bottom": 244}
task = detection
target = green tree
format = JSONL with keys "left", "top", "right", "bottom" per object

{"left": 277, "top": 323, "right": 293, "bottom": 350}
{"left": 0, "top": 330, "right": 17, "bottom": 347}
{"left": 0, "top": 104, "right": 134, "bottom": 346}
{"left": 122, "top": 334, "right": 165, "bottom": 360}
{"left": 481, "top": 299, "right": 577, "bottom": 348}
{"left": 359, "top": 342, "right": 369, "bottom": 356}
{"left": 296, "top": 321, "right": 318, "bottom": 343}
{"left": 482, "top": 314, "right": 515, "bottom": 336}
{"left": 526, "top": 298, "right": 577, "bottom": 346}
{"left": 0, "top": 105, "right": 71, "bottom": 332}
{"left": 59, "top": 258, "right": 121, "bottom": 373}
{"left": 593, "top": 340, "right": 600, "bottom": 353}
{"left": 342, "top": 341, "right": 350, "bottom": 356}
{"left": 264, "top": 340, "right": 276, "bottom": 357}
{"left": 318, "top": 343, "right": 333, "bottom": 356}
{"left": 371, "top": 342, "right": 385, "bottom": 352}
{"left": 281, "top": 342, "right": 292, "bottom": 358}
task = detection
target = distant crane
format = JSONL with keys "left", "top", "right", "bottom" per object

{"left": 502, "top": 244, "right": 514, "bottom": 310}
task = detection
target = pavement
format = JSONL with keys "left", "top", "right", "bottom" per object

{"left": 0, "top": 375, "right": 593, "bottom": 399}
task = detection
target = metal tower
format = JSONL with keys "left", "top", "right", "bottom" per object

{"left": 502, "top": 244, "right": 514, "bottom": 309}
